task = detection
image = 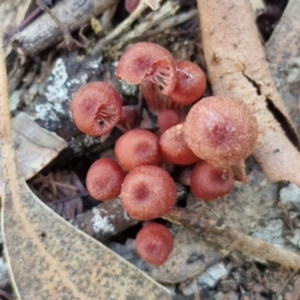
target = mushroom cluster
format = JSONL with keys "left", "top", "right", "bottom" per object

{"left": 70, "top": 42, "right": 258, "bottom": 266}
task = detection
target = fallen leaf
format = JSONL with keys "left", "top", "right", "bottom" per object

{"left": 0, "top": 112, "right": 68, "bottom": 190}
{"left": 197, "top": 0, "right": 300, "bottom": 187}
{"left": 0, "top": 33, "right": 171, "bottom": 300}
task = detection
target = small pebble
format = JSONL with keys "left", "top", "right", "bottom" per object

{"left": 198, "top": 263, "right": 228, "bottom": 288}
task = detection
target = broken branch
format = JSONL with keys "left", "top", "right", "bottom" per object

{"left": 164, "top": 208, "right": 300, "bottom": 270}
{"left": 197, "top": 0, "right": 300, "bottom": 187}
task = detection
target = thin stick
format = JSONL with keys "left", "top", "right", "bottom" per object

{"left": 91, "top": 0, "right": 149, "bottom": 54}
{"left": 112, "top": 2, "right": 181, "bottom": 51}
{"left": 163, "top": 208, "right": 300, "bottom": 270}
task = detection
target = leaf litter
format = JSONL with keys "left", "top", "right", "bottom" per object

{"left": 2, "top": 0, "right": 296, "bottom": 298}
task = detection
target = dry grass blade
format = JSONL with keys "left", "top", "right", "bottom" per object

{"left": 197, "top": 0, "right": 300, "bottom": 187}
{"left": 0, "top": 32, "right": 171, "bottom": 300}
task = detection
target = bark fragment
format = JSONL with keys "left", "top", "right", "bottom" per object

{"left": 197, "top": 0, "right": 300, "bottom": 187}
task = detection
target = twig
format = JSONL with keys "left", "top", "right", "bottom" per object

{"left": 163, "top": 208, "right": 300, "bottom": 270}
{"left": 112, "top": 2, "right": 181, "bottom": 51}
{"left": 13, "top": 0, "right": 118, "bottom": 56}
{"left": 91, "top": 0, "right": 150, "bottom": 54}
{"left": 141, "top": 9, "right": 198, "bottom": 38}
{"left": 3, "top": 0, "right": 55, "bottom": 43}
{"left": 35, "top": 0, "right": 86, "bottom": 50}
{"left": 4, "top": 8, "right": 41, "bottom": 44}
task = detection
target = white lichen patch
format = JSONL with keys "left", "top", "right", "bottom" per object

{"left": 251, "top": 219, "right": 285, "bottom": 247}
{"left": 91, "top": 207, "right": 115, "bottom": 234}
{"left": 34, "top": 102, "right": 60, "bottom": 122}
{"left": 45, "top": 58, "right": 69, "bottom": 102}
{"left": 34, "top": 57, "right": 90, "bottom": 123}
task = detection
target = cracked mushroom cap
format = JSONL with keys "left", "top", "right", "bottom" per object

{"left": 116, "top": 42, "right": 177, "bottom": 95}
{"left": 184, "top": 96, "right": 258, "bottom": 167}
{"left": 70, "top": 82, "right": 122, "bottom": 137}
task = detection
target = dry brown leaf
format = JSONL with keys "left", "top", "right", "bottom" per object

{"left": 0, "top": 112, "right": 68, "bottom": 189}
{"left": 0, "top": 33, "right": 171, "bottom": 300}
{"left": 197, "top": 0, "right": 300, "bottom": 187}
{"left": 266, "top": 0, "right": 300, "bottom": 135}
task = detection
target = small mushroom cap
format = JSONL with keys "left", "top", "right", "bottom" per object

{"left": 135, "top": 223, "right": 173, "bottom": 266}
{"left": 125, "top": 0, "right": 140, "bottom": 13}
{"left": 190, "top": 160, "right": 234, "bottom": 200}
{"left": 157, "top": 109, "right": 180, "bottom": 131}
{"left": 184, "top": 96, "right": 258, "bottom": 167}
{"left": 86, "top": 158, "right": 126, "bottom": 201}
{"left": 120, "top": 165, "right": 176, "bottom": 220}
{"left": 116, "top": 42, "right": 177, "bottom": 94}
{"left": 159, "top": 123, "right": 199, "bottom": 165}
{"left": 168, "top": 60, "right": 207, "bottom": 105}
{"left": 70, "top": 82, "right": 122, "bottom": 137}
{"left": 114, "top": 129, "right": 161, "bottom": 171}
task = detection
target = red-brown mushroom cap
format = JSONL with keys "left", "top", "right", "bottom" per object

{"left": 125, "top": 0, "right": 140, "bottom": 13}
{"left": 86, "top": 158, "right": 126, "bottom": 201}
{"left": 157, "top": 109, "right": 180, "bottom": 132}
{"left": 120, "top": 165, "right": 176, "bottom": 220}
{"left": 114, "top": 129, "right": 161, "bottom": 171}
{"left": 135, "top": 223, "right": 173, "bottom": 266}
{"left": 168, "top": 60, "right": 207, "bottom": 105}
{"left": 184, "top": 96, "right": 258, "bottom": 167}
{"left": 70, "top": 82, "right": 122, "bottom": 137}
{"left": 159, "top": 123, "right": 199, "bottom": 165}
{"left": 190, "top": 160, "right": 234, "bottom": 200}
{"left": 116, "top": 42, "right": 177, "bottom": 95}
